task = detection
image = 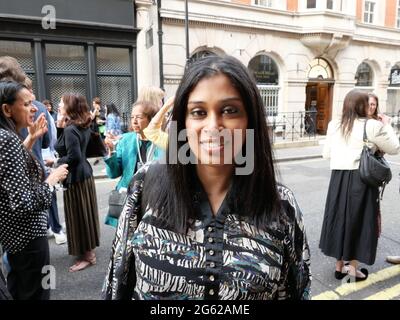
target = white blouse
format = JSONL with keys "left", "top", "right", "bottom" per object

{"left": 323, "top": 118, "right": 400, "bottom": 170}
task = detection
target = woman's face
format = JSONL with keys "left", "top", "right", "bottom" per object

{"left": 185, "top": 73, "right": 248, "bottom": 166}
{"left": 368, "top": 96, "right": 377, "bottom": 117}
{"left": 131, "top": 105, "right": 150, "bottom": 133}
{"left": 7, "top": 88, "right": 37, "bottom": 130}
{"left": 45, "top": 103, "right": 52, "bottom": 113}
{"left": 58, "top": 98, "right": 67, "bottom": 116}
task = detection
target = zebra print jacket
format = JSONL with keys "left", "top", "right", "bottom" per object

{"left": 102, "top": 164, "right": 311, "bottom": 300}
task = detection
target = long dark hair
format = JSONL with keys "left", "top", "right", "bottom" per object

{"left": 340, "top": 89, "right": 369, "bottom": 139}
{"left": 63, "top": 94, "right": 91, "bottom": 128}
{"left": 106, "top": 103, "right": 120, "bottom": 117}
{"left": 0, "top": 81, "right": 26, "bottom": 133}
{"left": 142, "top": 55, "right": 281, "bottom": 232}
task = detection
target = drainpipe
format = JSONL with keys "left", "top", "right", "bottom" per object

{"left": 157, "top": 0, "right": 164, "bottom": 90}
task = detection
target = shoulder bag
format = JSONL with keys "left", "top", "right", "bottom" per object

{"left": 359, "top": 120, "right": 392, "bottom": 190}
{"left": 108, "top": 187, "right": 128, "bottom": 219}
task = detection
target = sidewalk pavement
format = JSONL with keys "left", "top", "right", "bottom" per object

{"left": 89, "top": 140, "right": 326, "bottom": 180}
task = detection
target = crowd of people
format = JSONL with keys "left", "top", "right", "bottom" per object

{"left": 0, "top": 53, "right": 399, "bottom": 301}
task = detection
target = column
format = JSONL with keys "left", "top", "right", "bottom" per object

{"left": 136, "top": 0, "right": 154, "bottom": 91}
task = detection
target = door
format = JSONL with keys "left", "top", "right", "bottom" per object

{"left": 305, "top": 82, "right": 332, "bottom": 135}
{"left": 316, "top": 83, "right": 330, "bottom": 135}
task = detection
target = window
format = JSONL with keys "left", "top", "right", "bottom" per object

{"left": 254, "top": 0, "right": 272, "bottom": 7}
{"left": 96, "top": 47, "right": 133, "bottom": 117}
{"left": 0, "top": 40, "right": 36, "bottom": 93}
{"left": 307, "top": 58, "right": 333, "bottom": 79}
{"left": 248, "top": 55, "right": 280, "bottom": 116}
{"left": 45, "top": 44, "right": 87, "bottom": 109}
{"left": 387, "top": 63, "right": 400, "bottom": 113}
{"left": 364, "top": 1, "right": 375, "bottom": 24}
{"left": 307, "top": 0, "right": 316, "bottom": 9}
{"left": 190, "top": 50, "right": 217, "bottom": 62}
{"left": 355, "top": 62, "right": 373, "bottom": 87}
{"left": 327, "top": 0, "right": 333, "bottom": 10}
{"left": 389, "top": 63, "right": 400, "bottom": 88}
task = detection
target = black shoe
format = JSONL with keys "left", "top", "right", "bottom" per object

{"left": 334, "top": 271, "right": 348, "bottom": 280}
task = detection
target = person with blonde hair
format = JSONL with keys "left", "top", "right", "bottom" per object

{"left": 142, "top": 96, "right": 174, "bottom": 151}
{"left": 137, "top": 86, "right": 164, "bottom": 110}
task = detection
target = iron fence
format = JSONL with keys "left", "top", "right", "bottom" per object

{"left": 267, "top": 111, "right": 318, "bottom": 142}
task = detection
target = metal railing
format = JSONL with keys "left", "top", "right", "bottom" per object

{"left": 267, "top": 111, "right": 318, "bottom": 143}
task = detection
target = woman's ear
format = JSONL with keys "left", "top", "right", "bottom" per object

{"left": 1, "top": 103, "right": 12, "bottom": 118}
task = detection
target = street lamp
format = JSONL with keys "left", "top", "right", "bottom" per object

{"left": 185, "top": 0, "right": 190, "bottom": 64}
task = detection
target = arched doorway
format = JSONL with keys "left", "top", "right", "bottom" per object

{"left": 305, "top": 58, "right": 334, "bottom": 135}
{"left": 248, "top": 54, "right": 280, "bottom": 116}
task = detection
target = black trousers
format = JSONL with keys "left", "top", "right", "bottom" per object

{"left": 7, "top": 237, "right": 50, "bottom": 300}
{"left": 47, "top": 191, "right": 62, "bottom": 233}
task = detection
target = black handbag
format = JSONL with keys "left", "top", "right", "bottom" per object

{"left": 86, "top": 130, "right": 107, "bottom": 158}
{"left": 359, "top": 120, "right": 392, "bottom": 188}
{"left": 108, "top": 189, "right": 128, "bottom": 219}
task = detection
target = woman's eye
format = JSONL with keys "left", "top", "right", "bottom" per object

{"left": 190, "top": 109, "right": 206, "bottom": 117}
{"left": 222, "top": 106, "right": 238, "bottom": 114}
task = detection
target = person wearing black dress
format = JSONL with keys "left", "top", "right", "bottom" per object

{"left": 55, "top": 93, "right": 100, "bottom": 272}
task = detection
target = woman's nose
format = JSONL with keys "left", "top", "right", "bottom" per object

{"left": 204, "top": 113, "right": 222, "bottom": 131}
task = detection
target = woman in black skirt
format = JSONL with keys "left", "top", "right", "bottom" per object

{"left": 320, "top": 89, "right": 400, "bottom": 282}
{"left": 55, "top": 94, "right": 100, "bottom": 272}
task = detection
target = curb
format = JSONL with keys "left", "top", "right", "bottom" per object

{"left": 94, "top": 174, "right": 109, "bottom": 180}
{"left": 275, "top": 154, "right": 323, "bottom": 163}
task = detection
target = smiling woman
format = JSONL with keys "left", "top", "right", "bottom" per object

{"left": 185, "top": 74, "right": 248, "bottom": 169}
{"left": 103, "top": 55, "right": 311, "bottom": 300}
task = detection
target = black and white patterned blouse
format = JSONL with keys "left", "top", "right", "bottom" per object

{"left": 103, "top": 164, "right": 311, "bottom": 300}
{"left": 0, "top": 129, "right": 52, "bottom": 254}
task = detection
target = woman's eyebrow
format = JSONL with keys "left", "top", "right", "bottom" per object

{"left": 188, "top": 97, "right": 241, "bottom": 105}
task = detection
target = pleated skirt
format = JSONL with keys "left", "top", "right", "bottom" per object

{"left": 319, "top": 170, "right": 379, "bottom": 265}
{"left": 63, "top": 177, "right": 100, "bottom": 256}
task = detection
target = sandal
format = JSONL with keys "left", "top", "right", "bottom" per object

{"left": 347, "top": 268, "right": 369, "bottom": 283}
{"left": 69, "top": 260, "right": 92, "bottom": 273}
{"left": 334, "top": 264, "right": 350, "bottom": 280}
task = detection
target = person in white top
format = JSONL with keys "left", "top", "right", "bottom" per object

{"left": 320, "top": 89, "right": 400, "bottom": 282}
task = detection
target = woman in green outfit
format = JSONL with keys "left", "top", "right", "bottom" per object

{"left": 103, "top": 101, "right": 163, "bottom": 227}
